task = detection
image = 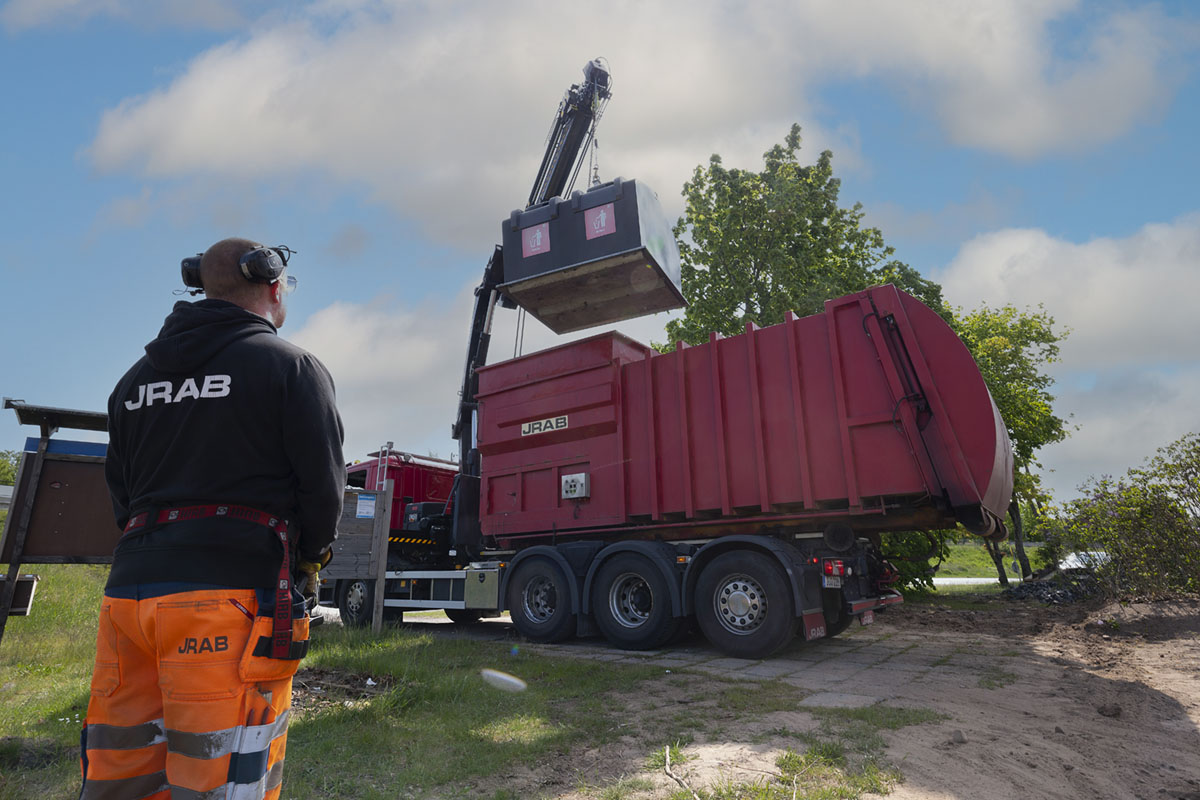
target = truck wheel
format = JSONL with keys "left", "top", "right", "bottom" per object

{"left": 444, "top": 609, "right": 484, "bottom": 625}
{"left": 336, "top": 578, "right": 403, "bottom": 626}
{"left": 337, "top": 578, "right": 373, "bottom": 627}
{"left": 592, "top": 554, "right": 679, "bottom": 650}
{"left": 507, "top": 558, "right": 577, "bottom": 643}
{"left": 822, "top": 589, "right": 852, "bottom": 638}
{"left": 695, "top": 551, "right": 798, "bottom": 659}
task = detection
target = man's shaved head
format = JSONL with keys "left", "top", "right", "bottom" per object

{"left": 200, "top": 238, "right": 262, "bottom": 304}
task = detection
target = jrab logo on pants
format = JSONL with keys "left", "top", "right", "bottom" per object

{"left": 178, "top": 636, "right": 229, "bottom": 654}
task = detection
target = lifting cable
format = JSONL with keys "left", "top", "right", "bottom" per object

{"left": 513, "top": 307, "right": 527, "bottom": 358}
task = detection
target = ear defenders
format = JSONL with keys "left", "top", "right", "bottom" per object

{"left": 180, "top": 245, "right": 295, "bottom": 294}
{"left": 181, "top": 254, "right": 204, "bottom": 291}
{"left": 238, "top": 246, "right": 286, "bottom": 284}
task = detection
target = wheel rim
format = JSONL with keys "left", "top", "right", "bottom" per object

{"left": 522, "top": 575, "right": 557, "bottom": 624}
{"left": 712, "top": 572, "right": 767, "bottom": 635}
{"left": 608, "top": 572, "right": 653, "bottom": 629}
{"left": 345, "top": 581, "right": 367, "bottom": 617}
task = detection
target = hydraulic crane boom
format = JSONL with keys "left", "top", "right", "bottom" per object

{"left": 448, "top": 60, "right": 614, "bottom": 552}
{"left": 527, "top": 58, "right": 612, "bottom": 208}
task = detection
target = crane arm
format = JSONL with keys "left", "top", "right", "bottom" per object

{"left": 527, "top": 58, "right": 612, "bottom": 208}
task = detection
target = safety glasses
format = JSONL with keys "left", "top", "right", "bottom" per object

{"left": 275, "top": 273, "right": 298, "bottom": 295}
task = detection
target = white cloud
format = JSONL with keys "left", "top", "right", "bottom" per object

{"left": 938, "top": 214, "right": 1200, "bottom": 369}
{"left": 284, "top": 288, "right": 471, "bottom": 463}
{"left": 864, "top": 188, "right": 1016, "bottom": 245}
{"left": 776, "top": 1, "right": 1182, "bottom": 158}
{"left": 1044, "top": 368, "right": 1200, "bottom": 495}
{"left": 323, "top": 223, "right": 371, "bottom": 261}
{"left": 936, "top": 214, "right": 1200, "bottom": 498}
{"left": 81, "top": 1, "right": 1190, "bottom": 248}
{"left": 90, "top": 180, "right": 270, "bottom": 233}
{"left": 95, "top": 186, "right": 154, "bottom": 229}
{"left": 932, "top": 8, "right": 1176, "bottom": 158}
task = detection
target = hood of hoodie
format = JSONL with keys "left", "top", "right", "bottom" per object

{"left": 144, "top": 299, "right": 277, "bottom": 373}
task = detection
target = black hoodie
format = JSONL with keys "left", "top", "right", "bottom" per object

{"left": 105, "top": 299, "right": 345, "bottom": 588}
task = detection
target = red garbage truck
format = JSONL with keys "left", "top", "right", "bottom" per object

{"left": 338, "top": 281, "right": 1012, "bottom": 659}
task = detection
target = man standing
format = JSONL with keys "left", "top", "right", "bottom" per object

{"left": 80, "top": 238, "right": 345, "bottom": 800}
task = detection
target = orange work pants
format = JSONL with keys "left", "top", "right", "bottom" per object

{"left": 79, "top": 588, "right": 309, "bottom": 800}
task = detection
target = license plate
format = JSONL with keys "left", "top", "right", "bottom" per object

{"left": 822, "top": 575, "right": 842, "bottom": 589}
{"left": 859, "top": 609, "right": 875, "bottom": 625}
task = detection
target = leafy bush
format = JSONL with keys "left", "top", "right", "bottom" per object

{"left": 1052, "top": 432, "right": 1200, "bottom": 597}
{"left": 881, "top": 530, "right": 951, "bottom": 591}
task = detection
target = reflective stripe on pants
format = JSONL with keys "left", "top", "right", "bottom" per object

{"left": 80, "top": 589, "right": 305, "bottom": 800}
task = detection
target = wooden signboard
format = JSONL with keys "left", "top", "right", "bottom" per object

{"left": 323, "top": 482, "right": 394, "bottom": 633}
{"left": 1, "top": 399, "right": 110, "bottom": 646}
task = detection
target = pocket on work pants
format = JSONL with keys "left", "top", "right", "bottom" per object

{"left": 239, "top": 614, "right": 310, "bottom": 684}
{"left": 156, "top": 594, "right": 255, "bottom": 701}
{"left": 90, "top": 603, "right": 122, "bottom": 697}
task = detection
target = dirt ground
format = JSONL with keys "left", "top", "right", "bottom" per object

{"left": 857, "top": 596, "right": 1200, "bottom": 800}
{"left": 441, "top": 595, "right": 1200, "bottom": 800}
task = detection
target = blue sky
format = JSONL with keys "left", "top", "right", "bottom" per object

{"left": 2, "top": 0, "right": 1198, "bottom": 502}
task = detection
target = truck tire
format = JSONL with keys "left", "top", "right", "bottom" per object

{"left": 337, "top": 578, "right": 374, "bottom": 627}
{"left": 822, "top": 589, "right": 852, "bottom": 638}
{"left": 592, "top": 553, "right": 679, "bottom": 650}
{"left": 507, "top": 558, "right": 577, "bottom": 643}
{"left": 444, "top": 609, "right": 484, "bottom": 625}
{"left": 337, "top": 578, "right": 402, "bottom": 626}
{"left": 695, "top": 551, "right": 798, "bottom": 659}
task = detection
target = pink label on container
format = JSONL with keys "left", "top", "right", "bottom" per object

{"left": 584, "top": 203, "right": 616, "bottom": 240}
{"left": 522, "top": 222, "right": 550, "bottom": 257}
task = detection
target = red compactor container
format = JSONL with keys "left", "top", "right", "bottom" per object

{"left": 475, "top": 285, "right": 1012, "bottom": 547}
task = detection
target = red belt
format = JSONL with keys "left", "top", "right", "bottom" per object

{"left": 125, "top": 504, "right": 295, "bottom": 659}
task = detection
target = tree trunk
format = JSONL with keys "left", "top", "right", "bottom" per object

{"left": 986, "top": 538, "right": 1010, "bottom": 587}
{"left": 1009, "top": 499, "right": 1033, "bottom": 579}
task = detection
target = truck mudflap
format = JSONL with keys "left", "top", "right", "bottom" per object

{"left": 801, "top": 590, "right": 902, "bottom": 641}
{"left": 801, "top": 611, "right": 829, "bottom": 641}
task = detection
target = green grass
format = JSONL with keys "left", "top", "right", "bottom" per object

{"left": 646, "top": 739, "right": 694, "bottom": 770}
{"left": 904, "top": 582, "right": 1006, "bottom": 609}
{"left": 269, "top": 625, "right": 664, "bottom": 798}
{"left": 715, "top": 679, "right": 807, "bottom": 715}
{"left": 660, "top": 704, "right": 946, "bottom": 800}
{"left": 595, "top": 775, "right": 656, "bottom": 799}
{"left": 937, "top": 542, "right": 1041, "bottom": 578}
{"left": 810, "top": 705, "right": 947, "bottom": 755}
{"left": 977, "top": 667, "right": 1019, "bottom": 690}
{"left": 2, "top": 568, "right": 949, "bottom": 800}
{"left": 637, "top": 685, "right": 946, "bottom": 799}
{"left": 0, "top": 564, "right": 109, "bottom": 800}
{"left": 0, "top": 566, "right": 666, "bottom": 799}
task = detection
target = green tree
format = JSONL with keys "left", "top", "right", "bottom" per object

{"left": 0, "top": 449, "right": 18, "bottom": 486}
{"left": 662, "top": 124, "right": 945, "bottom": 347}
{"left": 0, "top": 449, "right": 16, "bottom": 532}
{"left": 952, "top": 305, "right": 1070, "bottom": 580}
{"left": 1055, "top": 433, "right": 1200, "bottom": 597}
{"left": 954, "top": 305, "right": 1069, "bottom": 482}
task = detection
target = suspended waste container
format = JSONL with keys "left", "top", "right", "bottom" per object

{"left": 499, "top": 177, "right": 685, "bottom": 333}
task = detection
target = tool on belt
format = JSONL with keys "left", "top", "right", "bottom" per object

{"left": 124, "top": 504, "right": 297, "bottom": 659}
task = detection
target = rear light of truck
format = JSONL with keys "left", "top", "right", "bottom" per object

{"left": 823, "top": 559, "right": 845, "bottom": 577}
